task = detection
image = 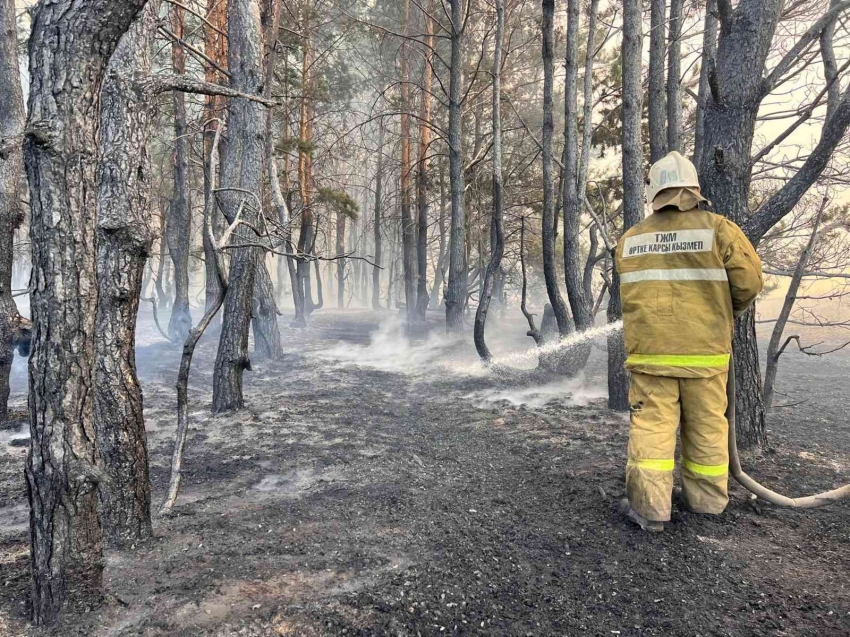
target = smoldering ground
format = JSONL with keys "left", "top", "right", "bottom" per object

{"left": 0, "top": 309, "right": 849, "bottom": 636}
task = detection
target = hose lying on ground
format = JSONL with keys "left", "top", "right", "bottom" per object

{"left": 727, "top": 355, "right": 850, "bottom": 508}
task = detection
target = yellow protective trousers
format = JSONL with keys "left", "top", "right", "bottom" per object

{"left": 626, "top": 371, "right": 730, "bottom": 522}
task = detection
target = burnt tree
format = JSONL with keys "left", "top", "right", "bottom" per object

{"left": 93, "top": 0, "right": 160, "bottom": 547}
{"left": 23, "top": 0, "right": 148, "bottom": 625}
{"left": 213, "top": 0, "right": 266, "bottom": 412}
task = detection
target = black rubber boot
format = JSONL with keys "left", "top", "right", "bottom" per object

{"left": 619, "top": 498, "right": 664, "bottom": 532}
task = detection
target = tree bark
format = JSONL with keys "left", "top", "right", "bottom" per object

{"left": 541, "top": 0, "right": 571, "bottom": 339}
{"left": 473, "top": 0, "right": 504, "bottom": 362}
{"left": 167, "top": 5, "right": 193, "bottom": 342}
{"left": 648, "top": 0, "right": 667, "bottom": 163}
{"left": 416, "top": 6, "right": 434, "bottom": 320}
{"left": 93, "top": 0, "right": 160, "bottom": 548}
{"left": 608, "top": 0, "right": 643, "bottom": 411}
{"left": 0, "top": 0, "right": 27, "bottom": 425}
{"left": 252, "top": 260, "right": 283, "bottom": 358}
{"left": 372, "top": 123, "right": 385, "bottom": 310}
{"left": 666, "top": 0, "right": 684, "bottom": 152}
{"left": 212, "top": 0, "right": 266, "bottom": 412}
{"left": 445, "top": 0, "right": 467, "bottom": 333}
{"left": 23, "top": 0, "right": 147, "bottom": 625}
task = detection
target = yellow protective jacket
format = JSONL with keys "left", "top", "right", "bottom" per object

{"left": 615, "top": 205, "right": 763, "bottom": 378}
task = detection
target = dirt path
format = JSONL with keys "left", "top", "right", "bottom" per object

{"left": 1, "top": 310, "right": 848, "bottom": 636}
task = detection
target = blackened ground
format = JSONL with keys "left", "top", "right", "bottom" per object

{"left": 0, "top": 309, "right": 848, "bottom": 636}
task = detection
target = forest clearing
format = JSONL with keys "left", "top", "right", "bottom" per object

{"left": 2, "top": 0, "right": 850, "bottom": 634}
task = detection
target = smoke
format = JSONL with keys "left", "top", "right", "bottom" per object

{"left": 316, "top": 313, "right": 621, "bottom": 407}
{"left": 316, "top": 313, "right": 485, "bottom": 376}
{"left": 466, "top": 376, "right": 608, "bottom": 409}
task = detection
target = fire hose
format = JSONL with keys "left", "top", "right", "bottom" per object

{"left": 727, "top": 354, "right": 850, "bottom": 507}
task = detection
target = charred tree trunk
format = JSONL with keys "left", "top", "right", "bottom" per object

{"left": 212, "top": 0, "right": 265, "bottom": 412}
{"left": 23, "top": 0, "right": 147, "bottom": 625}
{"left": 372, "top": 123, "right": 385, "bottom": 310}
{"left": 93, "top": 0, "right": 160, "bottom": 548}
{"left": 541, "top": 0, "right": 571, "bottom": 339}
{"left": 473, "top": 0, "right": 504, "bottom": 362}
{"left": 0, "top": 0, "right": 27, "bottom": 425}
{"left": 445, "top": 0, "right": 467, "bottom": 333}
{"left": 167, "top": 5, "right": 192, "bottom": 342}
{"left": 648, "top": 0, "right": 666, "bottom": 163}
{"left": 666, "top": 0, "right": 684, "bottom": 152}
{"left": 608, "top": 0, "right": 643, "bottom": 411}
{"left": 416, "top": 6, "right": 434, "bottom": 320}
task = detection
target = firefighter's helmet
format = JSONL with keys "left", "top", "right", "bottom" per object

{"left": 646, "top": 151, "right": 702, "bottom": 204}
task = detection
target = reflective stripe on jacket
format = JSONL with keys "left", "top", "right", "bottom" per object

{"left": 614, "top": 206, "right": 763, "bottom": 378}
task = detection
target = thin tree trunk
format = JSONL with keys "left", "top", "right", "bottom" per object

{"left": 293, "top": 9, "right": 314, "bottom": 326}
{"left": 93, "top": 0, "right": 160, "bottom": 548}
{"left": 203, "top": 0, "right": 228, "bottom": 317}
{"left": 648, "top": 0, "right": 667, "bottom": 162}
{"left": 252, "top": 0, "right": 284, "bottom": 359}
{"left": 608, "top": 0, "right": 643, "bottom": 411}
{"left": 693, "top": 0, "right": 717, "bottom": 171}
{"left": 562, "top": 0, "right": 593, "bottom": 344}
{"left": 336, "top": 211, "right": 346, "bottom": 308}
{"left": 445, "top": 0, "right": 467, "bottom": 333}
{"left": 212, "top": 0, "right": 265, "bottom": 412}
{"left": 24, "top": 0, "right": 147, "bottom": 625}
{"left": 429, "top": 162, "right": 448, "bottom": 309}
{"left": 372, "top": 123, "right": 385, "bottom": 310}
{"left": 473, "top": 0, "right": 504, "bottom": 362}
{"left": 167, "top": 5, "right": 193, "bottom": 342}
{"left": 763, "top": 202, "right": 825, "bottom": 410}
{"left": 0, "top": 0, "right": 27, "bottom": 425}
{"left": 541, "top": 0, "right": 571, "bottom": 339}
{"left": 666, "top": 0, "right": 684, "bottom": 152}
{"left": 416, "top": 5, "right": 434, "bottom": 319}
{"left": 400, "top": 0, "right": 417, "bottom": 324}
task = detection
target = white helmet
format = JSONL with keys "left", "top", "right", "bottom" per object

{"left": 646, "top": 151, "right": 702, "bottom": 203}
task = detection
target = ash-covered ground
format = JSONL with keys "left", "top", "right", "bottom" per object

{"left": 1, "top": 308, "right": 848, "bottom": 636}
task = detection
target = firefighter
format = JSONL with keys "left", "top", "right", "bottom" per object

{"left": 615, "top": 151, "right": 763, "bottom": 532}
